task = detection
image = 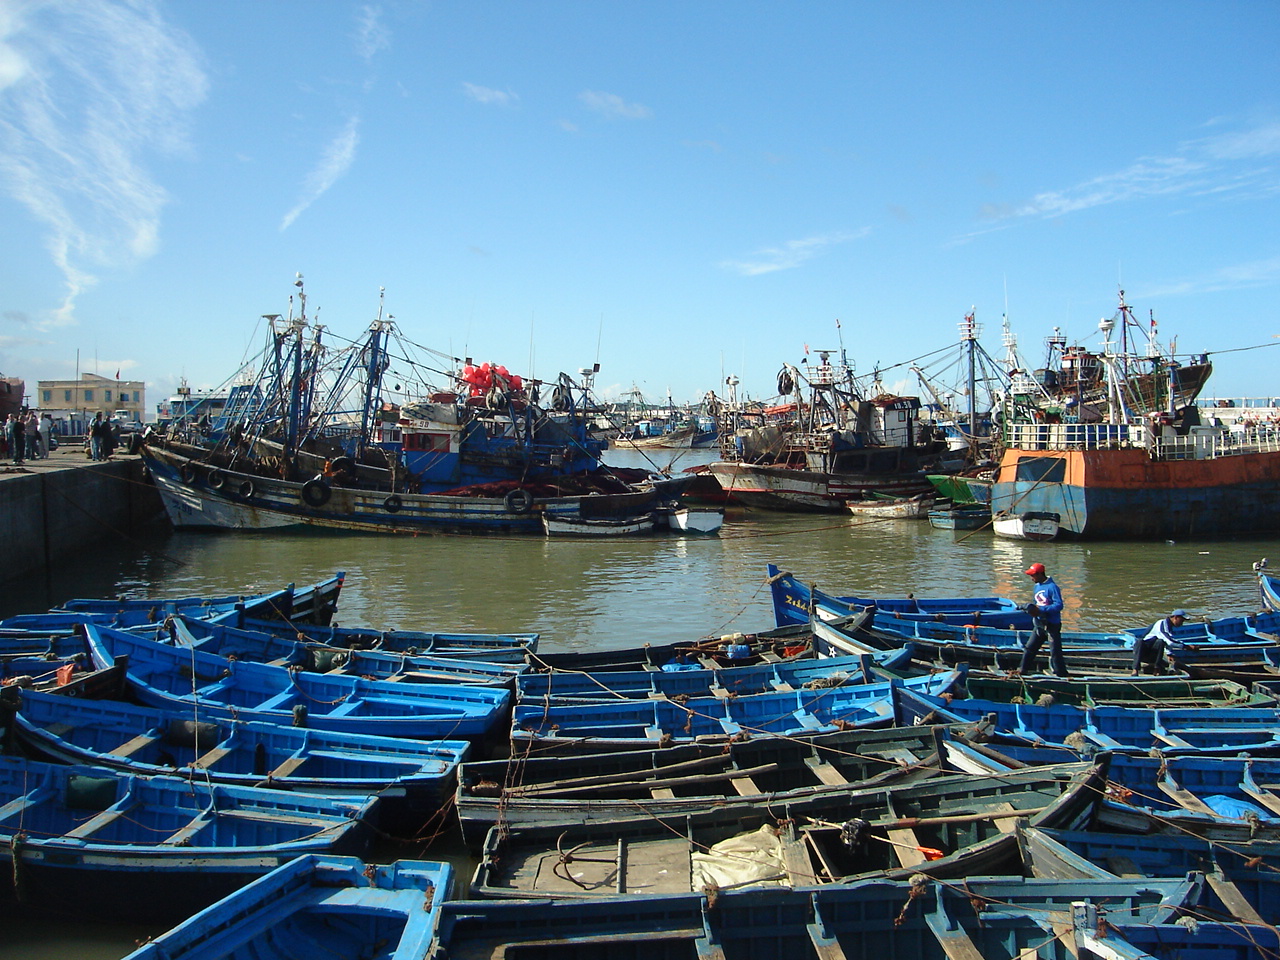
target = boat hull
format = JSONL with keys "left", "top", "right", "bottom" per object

{"left": 991, "top": 445, "right": 1280, "bottom": 539}
{"left": 706, "top": 462, "right": 933, "bottom": 513}
{"left": 991, "top": 511, "right": 1060, "bottom": 541}
{"left": 145, "top": 445, "right": 669, "bottom": 535}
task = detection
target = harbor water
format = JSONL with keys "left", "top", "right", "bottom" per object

{"left": 6, "top": 450, "right": 1280, "bottom": 956}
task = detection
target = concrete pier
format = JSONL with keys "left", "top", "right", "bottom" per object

{"left": 0, "top": 447, "right": 165, "bottom": 586}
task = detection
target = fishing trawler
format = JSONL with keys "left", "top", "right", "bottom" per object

{"left": 990, "top": 291, "right": 1280, "bottom": 539}
{"left": 143, "top": 278, "right": 687, "bottom": 534}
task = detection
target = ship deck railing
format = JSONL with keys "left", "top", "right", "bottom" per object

{"left": 1004, "top": 421, "right": 1280, "bottom": 462}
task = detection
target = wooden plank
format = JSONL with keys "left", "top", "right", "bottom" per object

{"left": 0, "top": 790, "right": 51, "bottom": 822}
{"left": 871, "top": 747, "right": 922, "bottom": 766}
{"left": 1156, "top": 779, "right": 1217, "bottom": 815}
{"left": 649, "top": 787, "right": 675, "bottom": 799}
{"left": 1079, "top": 729, "right": 1123, "bottom": 750}
{"left": 1240, "top": 784, "right": 1280, "bottom": 817}
{"left": 65, "top": 802, "right": 137, "bottom": 840}
{"left": 1103, "top": 855, "right": 1143, "bottom": 878}
{"left": 1205, "top": 874, "right": 1266, "bottom": 926}
{"left": 728, "top": 774, "right": 762, "bottom": 797}
{"left": 1151, "top": 730, "right": 1194, "bottom": 749}
{"left": 808, "top": 762, "right": 848, "bottom": 786}
{"left": 807, "top": 922, "right": 850, "bottom": 960}
{"left": 212, "top": 807, "right": 330, "bottom": 827}
{"left": 991, "top": 801, "right": 1019, "bottom": 834}
{"left": 165, "top": 815, "right": 210, "bottom": 845}
{"left": 887, "top": 824, "right": 928, "bottom": 868}
{"left": 779, "top": 828, "right": 817, "bottom": 886}
{"left": 194, "top": 745, "right": 233, "bottom": 769}
{"left": 269, "top": 755, "right": 310, "bottom": 779}
{"left": 106, "top": 733, "right": 160, "bottom": 758}
{"left": 930, "top": 915, "right": 986, "bottom": 960}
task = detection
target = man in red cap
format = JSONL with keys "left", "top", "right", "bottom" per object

{"left": 1018, "top": 562, "right": 1068, "bottom": 677}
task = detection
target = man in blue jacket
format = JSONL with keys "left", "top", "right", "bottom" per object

{"left": 1018, "top": 562, "right": 1068, "bottom": 677}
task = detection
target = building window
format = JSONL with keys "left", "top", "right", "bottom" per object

{"left": 42, "top": 390, "right": 51, "bottom": 402}
{"left": 64, "top": 390, "right": 72, "bottom": 402}
{"left": 133, "top": 391, "right": 140, "bottom": 402}
{"left": 84, "top": 390, "right": 93, "bottom": 402}
{"left": 105, "top": 389, "right": 112, "bottom": 402}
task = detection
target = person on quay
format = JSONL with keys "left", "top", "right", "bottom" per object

{"left": 1018, "top": 562, "right": 1068, "bottom": 677}
{"left": 1133, "top": 609, "right": 1186, "bottom": 675}
{"left": 38, "top": 411, "right": 52, "bottom": 457}
{"left": 89, "top": 412, "right": 105, "bottom": 460}
{"left": 9, "top": 412, "right": 25, "bottom": 465}
{"left": 24, "top": 410, "right": 40, "bottom": 459}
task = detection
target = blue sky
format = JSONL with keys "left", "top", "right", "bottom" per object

{"left": 1, "top": 1, "right": 1277, "bottom": 413}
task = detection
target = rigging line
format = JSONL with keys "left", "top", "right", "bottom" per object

{"left": 1201, "top": 340, "right": 1280, "bottom": 357}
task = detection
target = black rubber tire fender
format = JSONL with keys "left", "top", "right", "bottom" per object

{"left": 301, "top": 477, "right": 332, "bottom": 507}
{"left": 504, "top": 488, "right": 534, "bottom": 514}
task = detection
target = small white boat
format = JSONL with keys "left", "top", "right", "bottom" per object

{"left": 992, "top": 510, "right": 1060, "bottom": 541}
{"left": 542, "top": 513, "right": 656, "bottom": 537}
{"left": 663, "top": 506, "right": 725, "bottom": 534}
{"left": 846, "top": 493, "right": 933, "bottom": 520}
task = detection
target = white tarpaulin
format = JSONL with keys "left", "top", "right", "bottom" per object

{"left": 690, "top": 824, "right": 788, "bottom": 889}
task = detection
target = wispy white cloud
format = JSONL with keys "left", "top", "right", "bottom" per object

{"left": 720, "top": 229, "right": 869, "bottom": 276}
{"left": 987, "top": 120, "right": 1280, "bottom": 227}
{"left": 463, "top": 82, "right": 518, "bottom": 107}
{"left": 354, "top": 4, "right": 389, "bottom": 62}
{"left": 1135, "top": 255, "right": 1280, "bottom": 299}
{"left": 280, "top": 116, "right": 361, "bottom": 231}
{"left": 578, "top": 90, "right": 652, "bottom": 120}
{"left": 0, "top": 0, "right": 207, "bottom": 326}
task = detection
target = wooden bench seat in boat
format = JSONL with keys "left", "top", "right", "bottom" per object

{"left": 64, "top": 800, "right": 140, "bottom": 840}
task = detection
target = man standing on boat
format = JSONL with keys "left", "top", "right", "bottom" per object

{"left": 1132, "top": 609, "right": 1185, "bottom": 675}
{"left": 1018, "top": 563, "right": 1068, "bottom": 677}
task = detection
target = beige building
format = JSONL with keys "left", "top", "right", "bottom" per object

{"left": 37, "top": 373, "right": 146, "bottom": 421}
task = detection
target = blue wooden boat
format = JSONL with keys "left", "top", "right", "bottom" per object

{"left": 150, "top": 615, "right": 525, "bottom": 686}
{"left": 121, "top": 855, "right": 451, "bottom": 960}
{"left": 926, "top": 502, "right": 990, "bottom": 530}
{"left": 767, "top": 563, "right": 1032, "bottom": 629}
{"left": 527, "top": 615, "right": 848, "bottom": 673}
{"left": 431, "top": 872, "right": 1199, "bottom": 959}
{"left": 85, "top": 624, "right": 511, "bottom": 741}
{"left": 1020, "top": 823, "right": 1280, "bottom": 924}
{"left": 510, "top": 670, "right": 964, "bottom": 752}
{"left": 1090, "top": 753, "right": 1280, "bottom": 843}
{"left": 963, "top": 673, "right": 1274, "bottom": 707}
{"left": 830, "top": 606, "right": 1280, "bottom": 681}
{"left": 208, "top": 608, "right": 540, "bottom": 663}
{"left": 897, "top": 686, "right": 1280, "bottom": 756}
{"left": 56, "top": 571, "right": 345, "bottom": 626}
{"left": 515, "top": 648, "right": 912, "bottom": 703}
{"left": 0, "top": 653, "right": 128, "bottom": 699}
{"left": 455, "top": 721, "right": 982, "bottom": 845}
{"left": 471, "top": 761, "right": 1107, "bottom": 897}
{"left": 0, "top": 754, "right": 374, "bottom": 923}
{"left": 939, "top": 737, "right": 1280, "bottom": 843}
{"left": 1103, "top": 921, "right": 1280, "bottom": 960}
{"left": 1258, "top": 560, "right": 1280, "bottom": 611}
{"left": 4, "top": 687, "right": 470, "bottom": 833}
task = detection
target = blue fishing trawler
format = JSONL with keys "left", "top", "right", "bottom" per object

{"left": 143, "top": 278, "right": 688, "bottom": 534}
